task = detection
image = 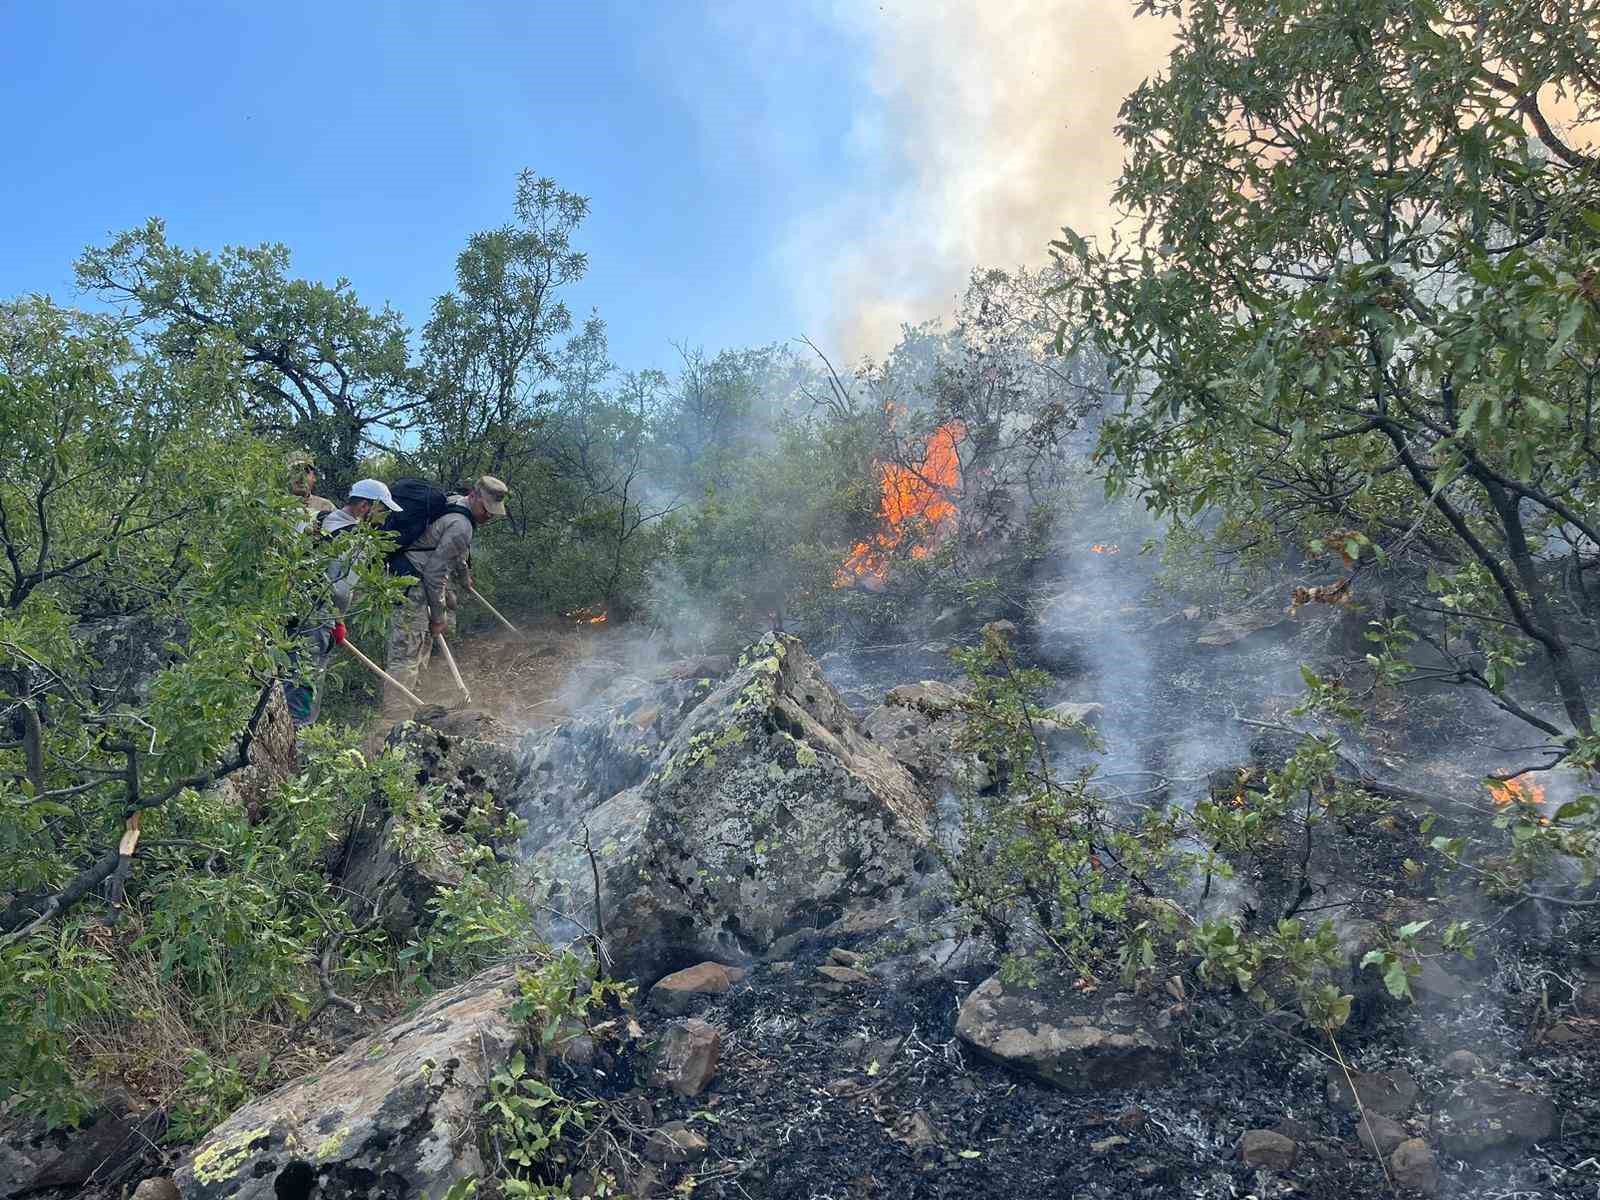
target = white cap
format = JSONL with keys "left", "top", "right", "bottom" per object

{"left": 349, "top": 479, "right": 401, "bottom": 512}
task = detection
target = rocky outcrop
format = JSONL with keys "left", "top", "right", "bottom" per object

{"left": 515, "top": 635, "right": 938, "bottom": 981}
{"left": 174, "top": 962, "right": 530, "bottom": 1200}
{"left": 955, "top": 974, "right": 1178, "bottom": 1091}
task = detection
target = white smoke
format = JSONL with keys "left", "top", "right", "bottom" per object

{"left": 778, "top": 0, "right": 1176, "bottom": 358}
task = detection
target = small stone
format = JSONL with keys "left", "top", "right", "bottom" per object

{"left": 894, "top": 1110, "right": 940, "bottom": 1149}
{"left": 1090, "top": 1135, "right": 1130, "bottom": 1154}
{"left": 1576, "top": 980, "right": 1600, "bottom": 1012}
{"left": 648, "top": 962, "right": 733, "bottom": 1015}
{"left": 1440, "top": 1050, "right": 1482, "bottom": 1077}
{"left": 1325, "top": 1067, "right": 1419, "bottom": 1117}
{"left": 829, "top": 947, "right": 865, "bottom": 967}
{"left": 1238, "top": 1129, "right": 1298, "bottom": 1170}
{"left": 815, "top": 964, "right": 874, "bottom": 987}
{"left": 1271, "top": 1117, "right": 1315, "bottom": 1143}
{"left": 1413, "top": 960, "right": 1471, "bottom": 1003}
{"left": 1389, "top": 1139, "right": 1439, "bottom": 1195}
{"left": 132, "top": 1182, "right": 181, "bottom": 1200}
{"left": 1355, "top": 1113, "right": 1409, "bottom": 1157}
{"left": 1117, "top": 1107, "right": 1147, "bottom": 1131}
{"left": 644, "top": 1122, "right": 708, "bottom": 1165}
{"left": 649, "top": 1019, "right": 721, "bottom": 1098}
{"left": 1541, "top": 1021, "right": 1587, "bottom": 1046}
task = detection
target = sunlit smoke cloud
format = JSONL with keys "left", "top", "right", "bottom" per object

{"left": 782, "top": 0, "right": 1175, "bottom": 359}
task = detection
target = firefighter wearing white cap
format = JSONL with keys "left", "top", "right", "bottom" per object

{"left": 384, "top": 475, "right": 508, "bottom": 710}
{"left": 284, "top": 479, "right": 402, "bottom": 727}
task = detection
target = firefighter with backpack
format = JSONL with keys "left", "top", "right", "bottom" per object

{"left": 283, "top": 479, "right": 403, "bottom": 727}
{"left": 382, "top": 474, "right": 509, "bottom": 713}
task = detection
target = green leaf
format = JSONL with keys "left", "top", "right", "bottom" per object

{"left": 1382, "top": 961, "right": 1412, "bottom": 1001}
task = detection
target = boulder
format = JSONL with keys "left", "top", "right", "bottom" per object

{"left": 1196, "top": 609, "right": 1289, "bottom": 647}
{"left": 1237, "top": 1129, "right": 1298, "bottom": 1170}
{"left": 649, "top": 1019, "right": 721, "bottom": 1098}
{"left": 648, "top": 962, "right": 734, "bottom": 1015}
{"left": 1431, "top": 1079, "right": 1557, "bottom": 1159}
{"left": 174, "top": 962, "right": 530, "bottom": 1200}
{"left": 1412, "top": 960, "right": 1471, "bottom": 1004}
{"left": 1325, "top": 1067, "right": 1418, "bottom": 1118}
{"left": 516, "top": 635, "right": 938, "bottom": 981}
{"left": 955, "top": 974, "right": 1177, "bottom": 1091}
{"left": 77, "top": 614, "right": 186, "bottom": 704}
{"left": 132, "top": 1180, "right": 180, "bottom": 1200}
{"left": 1389, "top": 1139, "right": 1440, "bottom": 1195}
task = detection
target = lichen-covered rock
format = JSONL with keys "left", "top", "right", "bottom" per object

{"left": 335, "top": 708, "right": 526, "bottom": 937}
{"left": 517, "top": 635, "right": 938, "bottom": 981}
{"left": 174, "top": 962, "right": 529, "bottom": 1200}
{"left": 955, "top": 974, "right": 1177, "bottom": 1091}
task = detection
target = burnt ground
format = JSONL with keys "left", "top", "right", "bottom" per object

{"left": 562, "top": 915, "right": 1600, "bottom": 1200}
{"left": 548, "top": 532, "right": 1600, "bottom": 1200}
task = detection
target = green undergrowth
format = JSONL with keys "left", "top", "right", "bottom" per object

{"left": 0, "top": 728, "right": 539, "bottom": 1138}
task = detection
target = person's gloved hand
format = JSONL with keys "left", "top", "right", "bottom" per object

{"left": 331, "top": 621, "right": 347, "bottom": 646}
{"left": 430, "top": 617, "right": 447, "bottom": 638}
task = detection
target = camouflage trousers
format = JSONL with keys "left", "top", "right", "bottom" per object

{"left": 282, "top": 624, "right": 333, "bottom": 728}
{"left": 385, "top": 593, "right": 435, "bottom": 711}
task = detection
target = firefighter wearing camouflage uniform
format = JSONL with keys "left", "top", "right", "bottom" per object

{"left": 384, "top": 475, "right": 508, "bottom": 710}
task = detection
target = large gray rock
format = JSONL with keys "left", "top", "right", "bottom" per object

{"left": 955, "top": 974, "right": 1177, "bottom": 1091}
{"left": 517, "top": 635, "right": 937, "bottom": 981}
{"left": 1431, "top": 1079, "right": 1557, "bottom": 1159}
{"left": 174, "top": 962, "right": 530, "bottom": 1200}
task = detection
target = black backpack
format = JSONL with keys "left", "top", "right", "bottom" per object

{"left": 384, "top": 478, "right": 475, "bottom": 577}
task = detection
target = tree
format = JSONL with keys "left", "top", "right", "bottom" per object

{"left": 76, "top": 220, "right": 418, "bottom": 490}
{"left": 1057, "top": 0, "right": 1600, "bottom": 755}
{"left": 0, "top": 298, "right": 314, "bottom": 940}
{"left": 418, "top": 170, "right": 590, "bottom": 489}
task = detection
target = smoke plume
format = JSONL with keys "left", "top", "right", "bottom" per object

{"left": 783, "top": 0, "right": 1175, "bottom": 358}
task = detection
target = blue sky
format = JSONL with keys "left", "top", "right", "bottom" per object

{"left": 0, "top": 2, "right": 883, "bottom": 371}
{"left": 1, "top": 3, "right": 1169, "bottom": 370}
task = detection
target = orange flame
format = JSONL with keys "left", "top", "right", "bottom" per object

{"left": 836, "top": 422, "right": 963, "bottom": 587}
{"left": 1487, "top": 776, "right": 1546, "bottom": 808}
{"left": 565, "top": 606, "right": 609, "bottom": 626}
{"left": 1090, "top": 543, "right": 1121, "bottom": 555}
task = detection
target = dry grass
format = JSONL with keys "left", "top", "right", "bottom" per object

{"left": 67, "top": 918, "right": 408, "bottom": 1131}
